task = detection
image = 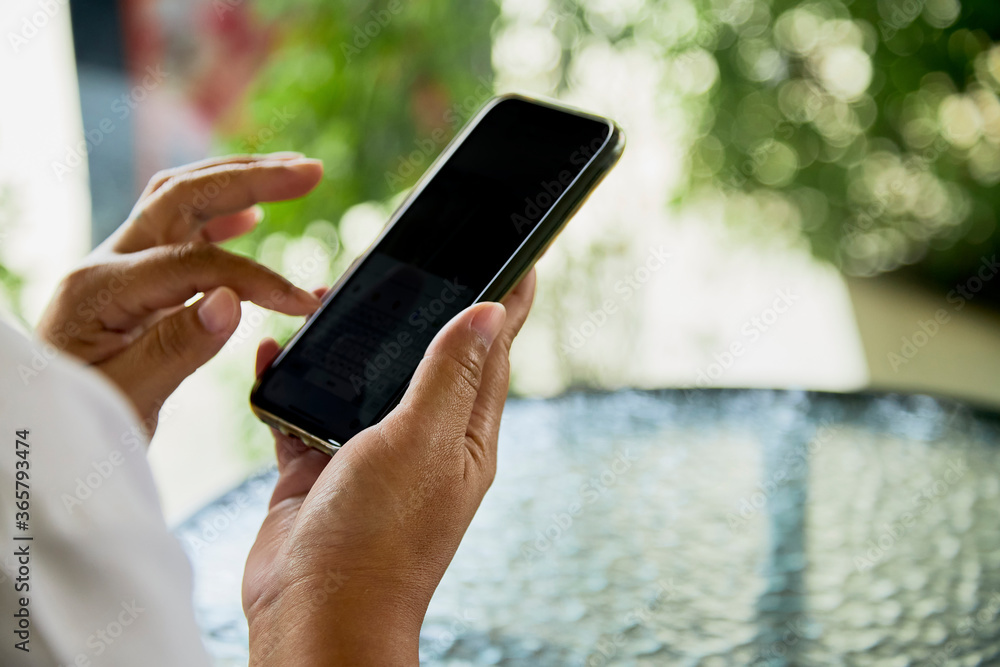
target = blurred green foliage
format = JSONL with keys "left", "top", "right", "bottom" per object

{"left": 222, "top": 0, "right": 498, "bottom": 276}
{"left": 230, "top": 0, "right": 1000, "bottom": 292}
{"left": 487, "top": 0, "right": 1000, "bottom": 290}
{"left": 687, "top": 0, "right": 1000, "bottom": 290}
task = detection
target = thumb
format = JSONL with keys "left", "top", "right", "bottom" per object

{"left": 98, "top": 287, "right": 241, "bottom": 431}
{"left": 388, "top": 302, "right": 507, "bottom": 441}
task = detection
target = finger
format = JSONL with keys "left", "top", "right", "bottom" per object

{"left": 97, "top": 243, "right": 321, "bottom": 331}
{"left": 464, "top": 269, "right": 537, "bottom": 468}
{"left": 244, "top": 431, "right": 329, "bottom": 616}
{"left": 385, "top": 302, "right": 507, "bottom": 447}
{"left": 499, "top": 268, "right": 537, "bottom": 339}
{"left": 255, "top": 337, "right": 282, "bottom": 377}
{"left": 268, "top": 435, "right": 330, "bottom": 507}
{"left": 113, "top": 158, "right": 323, "bottom": 253}
{"left": 196, "top": 205, "right": 264, "bottom": 244}
{"left": 137, "top": 152, "right": 305, "bottom": 202}
{"left": 252, "top": 338, "right": 330, "bottom": 504}
{"left": 312, "top": 286, "right": 329, "bottom": 300}
{"left": 97, "top": 287, "right": 243, "bottom": 431}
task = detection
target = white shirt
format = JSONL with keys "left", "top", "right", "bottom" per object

{"left": 0, "top": 318, "right": 212, "bottom": 666}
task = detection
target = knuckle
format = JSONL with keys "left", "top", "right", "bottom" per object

{"left": 62, "top": 266, "right": 94, "bottom": 293}
{"left": 172, "top": 241, "right": 216, "bottom": 269}
{"left": 160, "top": 172, "right": 191, "bottom": 193}
{"left": 442, "top": 347, "right": 484, "bottom": 393}
{"left": 149, "top": 169, "right": 174, "bottom": 188}
{"left": 160, "top": 173, "right": 204, "bottom": 213}
{"left": 150, "top": 315, "right": 188, "bottom": 363}
{"left": 157, "top": 174, "right": 194, "bottom": 210}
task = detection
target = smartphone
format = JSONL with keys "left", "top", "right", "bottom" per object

{"left": 251, "top": 94, "right": 624, "bottom": 454}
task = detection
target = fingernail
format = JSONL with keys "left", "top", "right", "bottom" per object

{"left": 470, "top": 303, "right": 506, "bottom": 349}
{"left": 250, "top": 205, "right": 265, "bottom": 224}
{"left": 198, "top": 288, "right": 239, "bottom": 333}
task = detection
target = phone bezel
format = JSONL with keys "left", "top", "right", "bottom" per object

{"left": 250, "top": 93, "right": 625, "bottom": 454}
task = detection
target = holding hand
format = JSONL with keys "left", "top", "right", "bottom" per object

{"left": 243, "top": 270, "right": 536, "bottom": 666}
{"left": 37, "top": 153, "right": 325, "bottom": 432}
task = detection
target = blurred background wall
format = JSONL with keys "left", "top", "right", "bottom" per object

{"left": 2, "top": 0, "right": 999, "bottom": 520}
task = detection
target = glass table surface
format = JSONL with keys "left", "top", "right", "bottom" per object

{"left": 175, "top": 389, "right": 1000, "bottom": 666}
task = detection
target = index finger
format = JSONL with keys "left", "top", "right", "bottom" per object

{"left": 135, "top": 152, "right": 305, "bottom": 203}
{"left": 93, "top": 243, "right": 321, "bottom": 332}
{"left": 110, "top": 158, "right": 324, "bottom": 253}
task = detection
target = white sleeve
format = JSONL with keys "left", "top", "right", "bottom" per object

{"left": 0, "top": 319, "right": 212, "bottom": 667}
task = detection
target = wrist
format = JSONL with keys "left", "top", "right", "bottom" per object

{"left": 247, "top": 569, "right": 425, "bottom": 666}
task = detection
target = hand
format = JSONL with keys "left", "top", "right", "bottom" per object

{"left": 243, "top": 269, "right": 536, "bottom": 666}
{"left": 37, "top": 153, "right": 325, "bottom": 433}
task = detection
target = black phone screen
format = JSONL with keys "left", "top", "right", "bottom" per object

{"left": 255, "top": 97, "right": 613, "bottom": 445}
